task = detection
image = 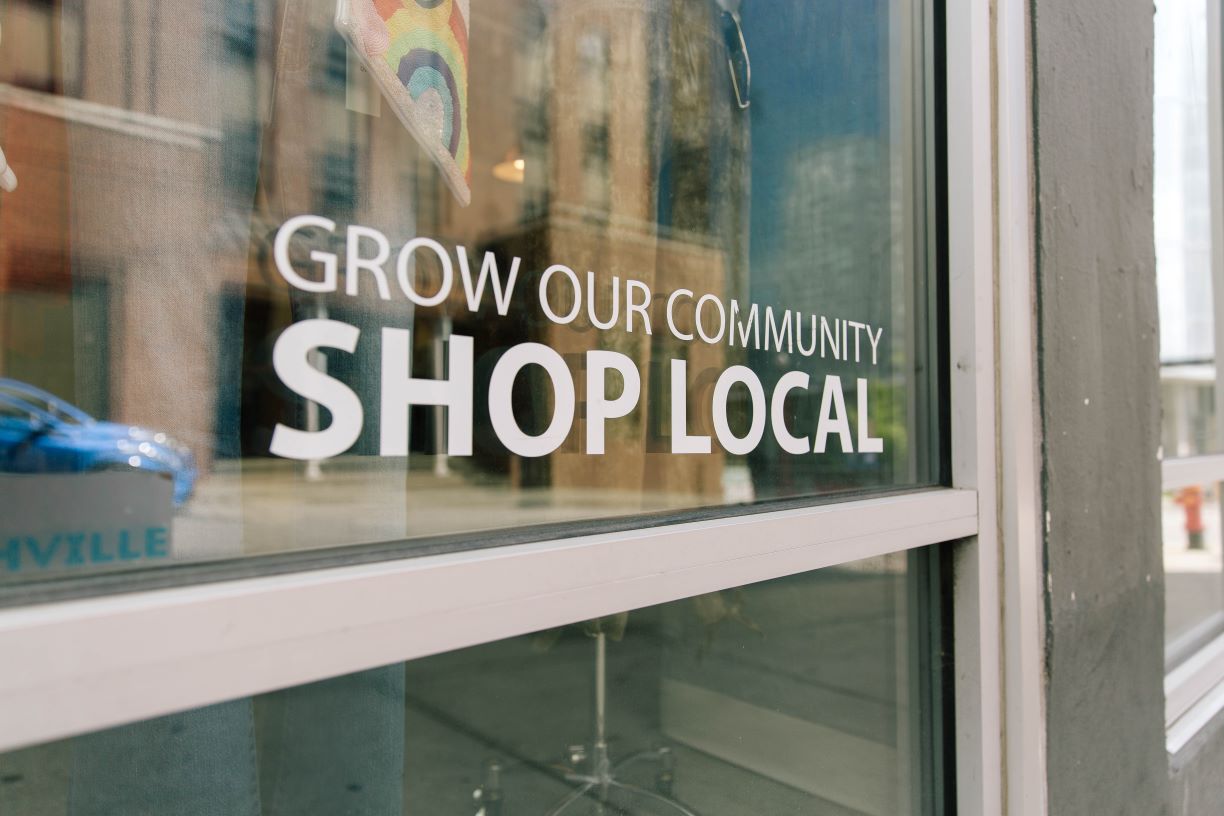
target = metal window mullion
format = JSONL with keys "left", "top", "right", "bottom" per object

{"left": 1209, "top": 0, "right": 1224, "bottom": 460}
{"left": 1162, "top": 453, "right": 1224, "bottom": 489}
{"left": 0, "top": 488, "right": 977, "bottom": 753}
{"left": 946, "top": 0, "right": 1006, "bottom": 813}
{"left": 1166, "top": 631, "right": 1224, "bottom": 755}
{"left": 996, "top": 0, "right": 1049, "bottom": 811}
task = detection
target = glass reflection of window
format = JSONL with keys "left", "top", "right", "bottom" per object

{"left": 514, "top": 4, "right": 550, "bottom": 222}
{"left": 577, "top": 31, "right": 611, "bottom": 213}
{"left": 320, "top": 29, "right": 348, "bottom": 92}
{"left": 664, "top": 141, "right": 713, "bottom": 236}
{"left": 222, "top": 121, "right": 262, "bottom": 200}
{"left": 655, "top": 0, "right": 725, "bottom": 240}
{"left": 2, "top": 0, "right": 68, "bottom": 93}
{"left": 222, "top": 0, "right": 258, "bottom": 61}
{"left": 581, "top": 120, "right": 610, "bottom": 212}
{"left": 519, "top": 98, "right": 550, "bottom": 220}
{"left": 317, "top": 144, "right": 359, "bottom": 222}
{"left": 413, "top": 164, "right": 441, "bottom": 236}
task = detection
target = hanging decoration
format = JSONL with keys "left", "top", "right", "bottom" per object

{"left": 336, "top": 0, "right": 471, "bottom": 206}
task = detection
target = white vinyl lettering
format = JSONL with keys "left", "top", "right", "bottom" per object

{"left": 488, "top": 344, "right": 576, "bottom": 457}
{"left": 814, "top": 374, "right": 854, "bottom": 454}
{"left": 666, "top": 289, "right": 695, "bottom": 341}
{"left": 396, "top": 237, "right": 454, "bottom": 307}
{"left": 771, "top": 371, "right": 811, "bottom": 455}
{"left": 585, "top": 350, "right": 641, "bottom": 454}
{"left": 857, "top": 378, "right": 884, "bottom": 453}
{"left": 539, "top": 264, "right": 582, "bottom": 325}
{"left": 625, "top": 279, "right": 653, "bottom": 335}
{"left": 712, "top": 366, "right": 767, "bottom": 456}
{"left": 670, "top": 359, "right": 711, "bottom": 454}
{"left": 587, "top": 271, "right": 621, "bottom": 331}
{"left": 695, "top": 294, "right": 726, "bottom": 345}
{"left": 729, "top": 300, "right": 759, "bottom": 349}
{"left": 270, "top": 319, "right": 363, "bottom": 459}
{"left": 265, "top": 218, "right": 892, "bottom": 465}
{"left": 379, "top": 329, "right": 474, "bottom": 456}
{"left": 274, "top": 215, "right": 338, "bottom": 293}
{"left": 456, "top": 248, "right": 520, "bottom": 315}
{"left": 345, "top": 225, "right": 392, "bottom": 300}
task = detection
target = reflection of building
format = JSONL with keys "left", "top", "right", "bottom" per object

{"left": 0, "top": 0, "right": 496, "bottom": 467}
{"left": 1155, "top": 0, "right": 1220, "bottom": 462}
{"left": 1161, "top": 363, "right": 1218, "bottom": 457}
{"left": 1, "top": 0, "right": 250, "bottom": 469}
{"left": 243, "top": 0, "right": 736, "bottom": 498}
{"left": 0, "top": 0, "right": 736, "bottom": 501}
{"left": 0, "top": 0, "right": 923, "bottom": 504}
{"left": 467, "top": 0, "right": 735, "bottom": 498}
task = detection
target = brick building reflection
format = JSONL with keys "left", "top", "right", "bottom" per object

{"left": 0, "top": 0, "right": 735, "bottom": 513}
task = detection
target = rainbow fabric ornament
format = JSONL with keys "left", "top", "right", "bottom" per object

{"left": 336, "top": 0, "right": 471, "bottom": 206}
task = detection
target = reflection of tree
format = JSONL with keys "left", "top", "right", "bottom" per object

{"left": 851, "top": 378, "right": 909, "bottom": 466}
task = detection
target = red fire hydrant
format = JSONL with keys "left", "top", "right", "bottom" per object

{"left": 1175, "top": 486, "right": 1206, "bottom": 550}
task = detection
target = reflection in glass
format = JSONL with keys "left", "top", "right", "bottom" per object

{"left": 0, "top": 377, "right": 196, "bottom": 506}
{"left": 1164, "top": 483, "right": 1224, "bottom": 659}
{"left": 1155, "top": 0, "right": 1217, "bottom": 459}
{"left": 0, "top": 549, "right": 950, "bottom": 816}
{"left": 0, "top": 0, "right": 941, "bottom": 579}
{"left": 1160, "top": 366, "right": 1218, "bottom": 458}
{"left": 1155, "top": 0, "right": 1224, "bottom": 657}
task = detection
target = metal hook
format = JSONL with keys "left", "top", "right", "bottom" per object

{"left": 0, "top": 23, "right": 14, "bottom": 192}
{"left": 0, "top": 146, "right": 16, "bottom": 193}
{"left": 723, "top": 10, "right": 751, "bottom": 110}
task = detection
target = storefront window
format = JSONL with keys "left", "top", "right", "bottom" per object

{"left": 0, "top": 0, "right": 940, "bottom": 582}
{"left": 0, "top": 548, "right": 951, "bottom": 816}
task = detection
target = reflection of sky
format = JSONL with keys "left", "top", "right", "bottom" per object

{"left": 1154, "top": 0, "right": 1214, "bottom": 364}
{"left": 744, "top": 0, "right": 887, "bottom": 309}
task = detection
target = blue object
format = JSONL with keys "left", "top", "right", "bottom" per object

{"left": 0, "top": 379, "right": 196, "bottom": 507}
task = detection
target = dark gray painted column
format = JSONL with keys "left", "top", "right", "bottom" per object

{"left": 1169, "top": 713, "right": 1224, "bottom": 816}
{"left": 1031, "top": 1, "right": 1168, "bottom": 814}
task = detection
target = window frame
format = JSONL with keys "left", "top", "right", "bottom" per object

{"left": 0, "top": 2, "right": 1043, "bottom": 815}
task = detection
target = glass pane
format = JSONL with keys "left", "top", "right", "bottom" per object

{"left": 1163, "top": 483, "right": 1224, "bottom": 659}
{"left": 0, "top": 549, "right": 951, "bottom": 816}
{"left": 1155, "top": 0, "right": 1224, "bottom": 655}
{"left": 1160, "top": 369, "right": 1218, "bottom": 458}
{"left": 1156, "top": 0, "right": 1215, "bottom": 398}
{"left": 0, "top": 0, "right": 941, "bottom": 583}
{"left": 1155, "top": 0, "right": 1217, "bottom": 458}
